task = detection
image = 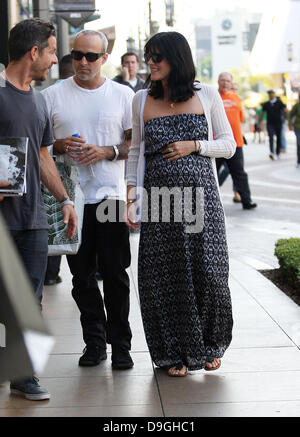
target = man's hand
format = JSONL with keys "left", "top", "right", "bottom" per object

{"left": 0, "top": 181, "right": 10, "bottom": 201}
{"left": 120, "top": 66, "right": 130, "bottom": 82}
{"left": 54, "top": 135, "right": 86, "bottom": 155}
{"left": 40, "top": 147, "right": 78, "bottom": 240}
{"left": 61, "top": 204, "right": 78, "bottom": 240}
{"left": 76, "top": 144, "right": 114, "bottom": 166}
{"left": 162, "top": 140, "right": 197, "bottom": 161}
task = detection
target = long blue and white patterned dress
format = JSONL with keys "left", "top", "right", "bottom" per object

{"left": 138, "top": 113, "right": 233, "bottom": 371}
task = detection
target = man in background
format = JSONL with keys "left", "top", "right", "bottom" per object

{"left": 57, "top": 53, "right": 74, "bottom": 81}
{"left": 113, "top": 52, "right": 144, "bottom": 92}
{"left": 216, "top": 72, "right": 257, "bottom": 210}
{"left": 288, "top": 89, "right": 300, "bottom": 168}
{"left": 260, "top": 90, "right": 287, "bottom": 160}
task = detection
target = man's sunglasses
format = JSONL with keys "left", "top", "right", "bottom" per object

{"left": 144, "top": 53, "right": 164, "bottom": 63}
{"left": 71, "top": 50, "right": 105, "bottom": 62}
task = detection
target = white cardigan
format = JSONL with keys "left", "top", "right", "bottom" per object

{"left": 126, "top": 83, "right": 236, "bottom": 215}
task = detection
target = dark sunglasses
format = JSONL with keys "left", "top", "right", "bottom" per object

{"left": 71, "top": 49, "right": 105, "bottom": 62}
{"left": 144, "top": 52, "right": 164, "bottom": 63}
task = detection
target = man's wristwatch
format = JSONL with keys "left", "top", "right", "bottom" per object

{"left": 111, "top": 145, "right": 119, "bottom": 161}
{"left": 60, "top": 196, "right": 74, "bottom": 207}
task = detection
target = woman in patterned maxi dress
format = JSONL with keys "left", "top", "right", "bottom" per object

{"left": 126, "top": 32, "right": 236, "bottom": 377}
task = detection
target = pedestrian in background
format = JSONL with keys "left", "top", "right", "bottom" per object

{"left": 253, "top": 106, "right": 264, "bottom": 144}
{"left": 113, "top": 52, "right": 145, "bottom": 92}
{"left": 288, "top": 90, "right": 300, "bottom": 168}
{"left": 126, "top": 31, "right": 235, "bottom": 377}
{"left": 216, "top": 72, "right": 257, "bottom": 210}
{"left": 217, "top": 80, "right": 242, "bottom": 203}
{"left": 260, "top": 90, "right": 287, "bottom": 160}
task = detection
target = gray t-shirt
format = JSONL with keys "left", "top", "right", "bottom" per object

{"left": 0, "top": 80, "right": 53, "bottom": 230}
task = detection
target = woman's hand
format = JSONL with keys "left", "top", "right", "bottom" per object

{"left": 125, "top": 185, "right": 139, "bottom": 230}
{"left": 162, "top": 140, "right": 198, "bottom": 161}
{"left": 125, "top": 201, "right": 139, "bottom": 230}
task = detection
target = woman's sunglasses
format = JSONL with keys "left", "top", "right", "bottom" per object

{"left": 71, "top": 49, "right": 105, "bottom": 62}
{"left": 144, "top": 53, "right": 164, "bottom": 64}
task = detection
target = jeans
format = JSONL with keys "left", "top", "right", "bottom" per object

{"left": 218, "top": 161, "right": 237, "bottom": 191}
{"left": 267, "top": 122, "right": 282, "bottom": 155}
{"left": 10, "top": 229, "right": 48, "bottom": 304}
{"left": 67, "top": 200, "right": 132, "bottom": 350}
{"left": 45, "top": 255, "right": 61, "bottom": 281}
{"left": 294, "top": 130, "right": 300, "bottom": 164}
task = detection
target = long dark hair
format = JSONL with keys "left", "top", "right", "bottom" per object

{"left": 144, "top": 32, "right": 198, "bottom": 102}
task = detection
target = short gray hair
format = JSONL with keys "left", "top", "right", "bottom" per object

{"left": 74, "top": 30, "right": 108, "bottom": 52}
{"left": 218, "top": 72, "right": 233, "bottom": 81}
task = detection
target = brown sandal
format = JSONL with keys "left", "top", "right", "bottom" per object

{"left": 167, "top": 364, "right": 187, "bottom": 377}
{"left": 204, "top": 358, "right": 221, "bottom": 371}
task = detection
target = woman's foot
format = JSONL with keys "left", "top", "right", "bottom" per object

{"left": 167, "top": 365, "right": 187, "bottom": 377}
{"left": 204, "top": 358, "right": 221, "bottom": 371}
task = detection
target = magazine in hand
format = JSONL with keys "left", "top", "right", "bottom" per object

{"left": 0, "top": 137, "right": 28, "bottom": 196}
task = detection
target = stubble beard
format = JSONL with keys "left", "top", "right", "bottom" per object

{"left": 76, "top": 67, "right": 100, "bottom": 82}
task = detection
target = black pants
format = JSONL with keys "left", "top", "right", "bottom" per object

{"left": 67, "top": 200, "right": 132, "bottom": 350}
{"left": 216, "top": 147, "right": 252, "bottom": 205}
{"left": 267, "top": 122, "right": 282, "bottom": 155}
{"left": 44, "top": 256, "right": 61, "bottom": 281}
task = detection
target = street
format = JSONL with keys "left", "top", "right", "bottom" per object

{"left": 221, "top": 131, "right": 300, "bottom": 270}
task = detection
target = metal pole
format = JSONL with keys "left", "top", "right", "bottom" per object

{"left": 32, "top": 0, "right": 53, "bottom": 89}
{"left": 33, "top": 0, "right": 50, "bottom": 20}
{"left": 0, "top": 0, "right": 9, "bottom": 67}
{"left": 57, "top": 16, "right": 69, "bottom": 60}
{"left": 149, "top": 0, "right": 152, "bottom": 37}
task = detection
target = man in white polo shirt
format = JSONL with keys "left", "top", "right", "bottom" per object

{"left": 43, "top": 30, "right": 134, "bottom": 370}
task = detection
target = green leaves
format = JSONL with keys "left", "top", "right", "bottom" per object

{"left": 275, "top": 238, "right": 300, "bottom": 292}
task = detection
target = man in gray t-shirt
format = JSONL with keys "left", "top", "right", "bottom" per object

{"left": 0, "top": 80, "right": 53, "bottom": 230}
{"left": 0, "top": 18, "right": 77, "bottom": 402}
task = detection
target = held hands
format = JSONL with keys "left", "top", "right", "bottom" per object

{"left": 162, "top": 140, "right": 199, "bottom": 161}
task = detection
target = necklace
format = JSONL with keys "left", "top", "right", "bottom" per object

{"left": 170, "top": 102, "right": 175, "bottom": 108}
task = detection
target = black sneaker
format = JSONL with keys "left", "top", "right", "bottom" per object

{"left": 44, "top": 276, "right": 62, "bottom": 286}
{"left": 10, "top": 376, "right": 50, "bottom": 401}
{"left": 243, "top": 202, "right": 257, "bottom": 210}
{"left": 95, "top": 271, "right": 103, "bottom": 281}
{"left": 111, "top": 344, "right": 134, "bottom": 370}
{"left": 78, "top": 345, "right": 107, "bottom": 366}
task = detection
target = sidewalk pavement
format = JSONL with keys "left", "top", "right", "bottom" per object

{"left": 0, "top": 136, "right": 300, "bottom": 417}
{"left": 0, "top": 231, "right": 300, "bottom": 418}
